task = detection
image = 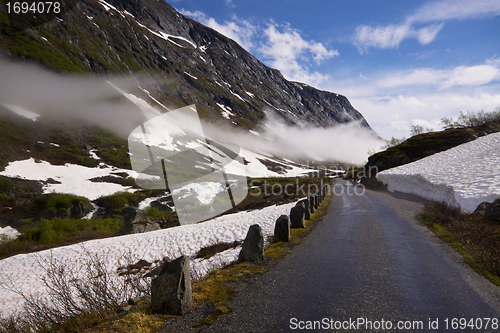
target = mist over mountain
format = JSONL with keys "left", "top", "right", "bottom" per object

{"left": 0, "top": 0, "right": 382, "bottom": 164}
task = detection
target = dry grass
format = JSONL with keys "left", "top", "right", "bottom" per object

{"left": 0, "top": 248, "right": 153, "bottom": 332}
{"left": 419, "top": 202, "right": 500, "bottom": 286}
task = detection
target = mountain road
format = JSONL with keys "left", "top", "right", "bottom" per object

{"left": 167, "top": 179, "right": 500, "bottom": 332}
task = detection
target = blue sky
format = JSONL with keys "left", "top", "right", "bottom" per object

{"left": 173, "top": 0, "right": 500, "bottom": 140}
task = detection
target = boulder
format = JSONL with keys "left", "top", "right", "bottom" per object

{"left": 238, "top": 224, "right": 264, "bottom": 262}
{"left": 150, "top": 255, "right": 192, "bottom": 315}
{"left": 69, "top": 201, "right": 93, "bottom": 219}
{"left": 308, "top": 196, "right": 315, "bottom": 214}
{"left": 114, "top": 207, "right": 160, "bottom": 236}
{"left": 151, "top": 200, "right": 172, "bottom": 212}
{"left": 273, "top": 215, "right": 290, "bottom": 242}
{"left": 485, "top": 199, "right": 500, "bottom": 222}
{"left": 298, "top": 199, "right": 311, "bottom": 220}
{"left": 290, "top": 202, "right": 305, "bottom": 229}
{"left": 474, "top": 202, "right": 489, "bottom": 215}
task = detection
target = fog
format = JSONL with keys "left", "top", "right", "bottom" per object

{"left": 203, "top": 110, "right": 384, "bottom": 165}
{"left": 0, "top": 59, "right": 384, "bottom": 165}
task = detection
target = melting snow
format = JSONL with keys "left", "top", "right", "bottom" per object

{"left": 0, "top": 158, "right": 138, "bottom": 200}
{"left": 249, "top": 130, "right": 261, "bottom": 137}
{"left": 0, "top": 201, "right": 299, "bottom": 316}
{"left": 377, "top": 132, "right": 500, "bottom": 213}
{"left": 216, "top": 103, "right": 235, "bottom": 119}
{"left": 135, "top": 21, "right": 197, "bottom": 49}
{"left": 184, "top": 71, "right": 198, "bottom": 80}
{"left": 0, "top": 227, "right": 20, "bottom": 242}
{"left": 2, "top": 104, "right": 40, "bottom": 121}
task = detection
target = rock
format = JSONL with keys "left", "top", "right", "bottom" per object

{"left": 151, "top": 255, "right": 192, "bottom": 315}
{"left": 485, "top": 199, "right": 500, "bottom": 222}
{"left": 238, "top": 224, "right": 264, "bottom": 262}
{"left": 298, "top": 199, "right": 311, "bottom": 220}
{"left": 273, "top": 215, "right": 290, "bottom": 242}
{"left": 308, "top": 196, "right": 315, "bottom": 214}
{"left": 114, "top": 207, "right": 161, "bottom": 236}
{"left": 290, "top": 202, "right": 305, "bottom": 229}
{"left": 69, "top": 201, "right": 93, "bottom": 219}
{"left": 474, "top": 202, "right": 489, "bottom": 215}
{"left": 151, "top": 200, "right": 172, "bottom": 212}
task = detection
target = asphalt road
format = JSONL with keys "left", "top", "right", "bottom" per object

{"left": 197, "top": 180, "right": 500, "bottom": 332}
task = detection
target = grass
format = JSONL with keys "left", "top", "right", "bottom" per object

{"left": 0, "top": 217, "right": 123, "bottom": 260}
{"left": 419, "top": 202, "right": 500, "bottom": 286}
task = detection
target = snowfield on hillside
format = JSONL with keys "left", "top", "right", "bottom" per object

{"left": 0, "top": 201, "right": 299, "bottom": 316}
{"left": 376, "top": 132, "right": 500, "bottom": 213}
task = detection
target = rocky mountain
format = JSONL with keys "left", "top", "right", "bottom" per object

{"left": 0, "top": 0, "right": 373, "bottom": 130}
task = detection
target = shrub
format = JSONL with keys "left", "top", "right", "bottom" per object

{"left": 45, "top": 193, "right": 90, "bottom": 213}
{"left": 441, "top": 108, "right": 500, "bottom": 129}
{"left": 95, "top": 192, "right": 139, "bottom": 210}
{"left": 1, "top": 217, "right": 123, "bottom": 259}
{"left": 0, "top": 176, "right": 12, "bottom": 192}
{"left": 0, "top": 249, "right": 152, "bottom": 332}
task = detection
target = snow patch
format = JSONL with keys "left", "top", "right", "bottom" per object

{"left": 2, "top": 104, "right": 40, "bottom": 121}
{"left": 184, "top": 71, "right": 198, "bottom": 80}
{"left": 0, "top": 158, "right": 138, "bottom": 200}
{"left": 0, "top": 201, "right": 299, "bottom": 315}
{"left": 0, "top": 226, "right": 20, "bottom": 242}
{"left": 377, "top": 132, "right": 500, "bottom": 213}
{"left": 216, "top": 103, "right": 235, "bottom": 119}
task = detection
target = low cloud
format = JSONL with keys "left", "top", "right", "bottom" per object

{"left": 203, "top": 110, "right": 384, "bottom": 165}
{"left": 0, "top": 60, "right": 380, "bottom": 165}
{"left": 0, "top": 60, "right": 158, "bottom": 136}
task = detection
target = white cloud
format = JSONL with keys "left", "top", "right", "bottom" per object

{"left": 349, "top": 91, "right": 500, "bottom": 140}
{"left": 181, "top": 10, "right": 256, "bottom": 50}
{"left": 259, "top": 24, "right": 339, "bottom": 85}
{"left": 225, "top": 0, "right": 236, "bottom": 8}
{"left": 409, "top": 0, "right": 500, "bottom": 22}
{"left": 375, "top": 59, "right": 500, "bottom": 90}
{"left": 353, "top": 0, "right": 500, "bottom": 52}
{"left": 181, "top": 10, "right": 339, "bottom": 86}
{"left": 354, "top": 22, "right": 444, "bottom": 53}
{"left": 324, "top": 58, "right": 500, "bottom": 140}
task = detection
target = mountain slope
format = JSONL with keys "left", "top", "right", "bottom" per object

{"left": 0, "top": 0, "right": 372, "bottom": 130}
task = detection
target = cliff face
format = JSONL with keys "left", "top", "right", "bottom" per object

{"left": 0, "top": 0, "right": 373, "bottom": 131}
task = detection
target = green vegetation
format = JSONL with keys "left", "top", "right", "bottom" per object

{"left": 366, "top": 110, "right": 500, "bottom": 174}
{"left": 419, "top": 202, "right": 500, "bottom": 286}
{"left": 89, "top": 127, "right": 131, "bottom": 169}
{"left": 95, "top": 192, "right": 139, "bottom": 210}
{"left": 44, "top": 193, "right": 90, "bottom": 214}
{"left": 0, "top": 216, "right": 123, "bottom": 259}
{"left": 0, "top": 176, "right": 12, "bottom": 192}
{"left": 441, "top": 108, "right": 500, "bottom": 129}
{"left": 5, "top": 34, "right": 87, "bottom": 73}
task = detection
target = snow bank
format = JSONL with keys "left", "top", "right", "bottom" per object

{"left": 0, "top": 201, "right": 298, "bottom": 316}
{"left": 376, "top": 132, "right": 500, "bottom": 213}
